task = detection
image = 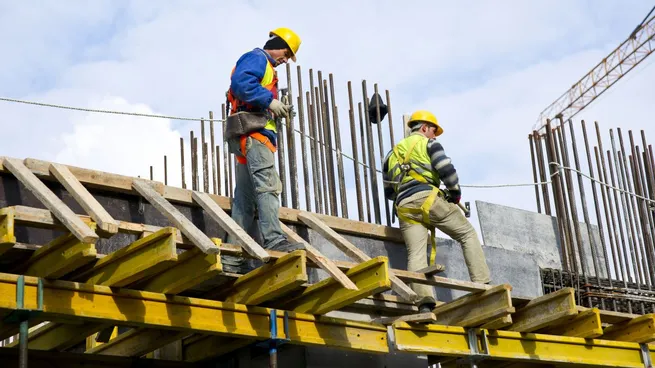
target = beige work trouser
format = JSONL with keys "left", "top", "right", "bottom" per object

{"left": 397, "top": 190, "right": 491, "bottom": 302}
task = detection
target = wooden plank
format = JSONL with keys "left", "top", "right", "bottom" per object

{"left": 432, "top": 284, "right": 514, "bottom": 327}
{"left": 416, "top": 264, "right": 446, "bottom": 276}
{"left": 280, "top": 256, "right": 392, "bottom": 315}
{"left": 2, "top": 158, "right": 98, "bottom": 243}
{"left": 602, "top": 314, "right": 655, "bottom": 343}
{"left": 507, "top": 288, "right": 577, "bottom": 333}
{"left": 371, "top": 312, "right": 436, "bottom": 325}
{"left": 21, "top": 157, "right": 165, "bottom": 195}
{"left": 12, "top": 322, "right": 112, "bottom": 351}
{"left": 49, "top": 163, "right": 119, "bottom": 235}
{"left": 216, "top": 249, "right": 308, "bottom": 305}
{"left": 132, "top": 179, "right": 218, "bottom": 254}
{"left": 5, "top": 205, "right": 487, "bottom": 293}
{"left": 23, "top": 230, "right": 97, "bottom": 279}
{"left": 191, "top": 191, "right": 269, "bottom": 261}
{"left": 281, "top": 222, "right": 358, "bottom": 291}
{"left": 1, "top": 157, "right": 402, "bottom": 242}
{"left": 136, "top": 239, "right": 223, "bottom": 295}
{"left": 577, "top": 306, "right": 640, "bottom": 325}
{"left": 86, "top": 328, "right": 189, "bottom": 357}
{"left": 297, "top": 211, "right": 418, "bottom": 302}
{"left": 183, "top": 335, "right": 254, "bottom": 363}
{"left": 71, "top": 227, "right": 178, "bottom": 287}
{"left": 542, "top": 308, "right": 603, "bottom": 338}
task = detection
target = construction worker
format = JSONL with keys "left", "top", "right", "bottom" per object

{"left": 382, "top": 110, "right": 491, "bottom": 312}
{"left": 223, "top": 28, "right": 304, "bottom": 273}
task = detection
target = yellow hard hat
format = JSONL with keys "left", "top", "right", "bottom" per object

{"left": 407, "top": 110, "right": 443, "bottom": 136}
{"left": 269, "top": 27, "right": 301, "bottom": 62}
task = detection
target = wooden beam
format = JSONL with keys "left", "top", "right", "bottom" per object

{"left": 9, "top": 322, "right": 112, "bottom": 351}
{"left": 280, "top": 256, "right": 392, "bottom": 315}
{"left": 5, "top": 205, "right": 488, "bottom": 293}
{"left": 281, "top": 222, "right": 358, "bottom": 291}
{"left": 22, "top": 229, "right": 97, "bottom": 279}
{"left": 431, "top": 284, "right": 514, "bottom": 327}
{"left": 297, "top": 211, "right": 418, "bottom": 302}
{"left": 371, "top": 312, "right": 436, "bottom": 325}
{"left": 191, "top": 191, "right": 269, "bottom": 261}
{"left": 135, "top": 239, "right": 223, "bottom": 295}
{"left": 542, "top": 308, "right": 603, "bottom": 339}
{"left": 507, "top": 288, "right": 577, "bottom": 332}
{"left": 416, "top": 264, "right": 446, "bottom": 276}
{"left": 49, "top": 163, "right": 119, "bottom": 235}
{"left": 182, "top": 335, "right": 254, "bottom": 363}
{"left": 132, "top": 180, "right": 218, "bottom": 254}
{"left": 71, "top": 227, "right": 178, "bottom": 287}
{"left": 602, "top": 314, "right": 655, "bottom": 343}
{"left": 1, "top": 157, "right": 402, "bottom": 242}
{"left": 2, "top": 158, "right": 98, "bottom": 243}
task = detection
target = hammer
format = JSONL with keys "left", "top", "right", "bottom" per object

{"left": 459, "top": 202, "right": 471, "bottom": 218}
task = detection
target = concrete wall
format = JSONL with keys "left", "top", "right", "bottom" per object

{"left": 477, "top": 200, "right": 607, "bottom": 278}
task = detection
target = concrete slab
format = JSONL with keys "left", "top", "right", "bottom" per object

{"left": 477, "top": 200, "right": 607, "bottom": 278}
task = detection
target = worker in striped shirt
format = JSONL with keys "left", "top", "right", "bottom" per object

{"left": 382, "top": 110, "right": 490, "bottom": 312}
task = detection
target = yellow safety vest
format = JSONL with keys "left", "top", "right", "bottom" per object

{"left": 386, "top": 133, "right": 444, "bottom": 266}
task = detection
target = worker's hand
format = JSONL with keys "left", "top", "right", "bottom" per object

{"left": 447, "top": 194, "right": 461, "bottom": 205}
{"left": 269, "top": 99, "right": 292, "bottom": 119}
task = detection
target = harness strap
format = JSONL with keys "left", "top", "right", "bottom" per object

{"left": 236, "top": 132, "right": 277, "bottom": 164}
{"left": 396, "top": 187, "right": 442, "bottom": 266}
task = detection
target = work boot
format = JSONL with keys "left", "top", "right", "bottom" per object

{"left": 270, "top": 239, "right": 305, "bottom": 253}
{"left": 416, "top": 296, "right": 437, "bottom": 314}
{"left": 221, "top": 255, "right": 251, "bottom": 274}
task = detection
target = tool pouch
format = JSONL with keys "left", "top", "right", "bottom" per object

{"left": 224, "top": 112, "right": 268, "bottom": 141}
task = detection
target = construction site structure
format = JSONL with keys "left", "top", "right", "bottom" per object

{"left": 0, "top": 157, "right": 654, "bottom": 368}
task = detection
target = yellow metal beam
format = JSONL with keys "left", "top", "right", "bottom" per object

{"left": 23, "top": 228, "right": 180, "bottom": 350}
{"left": 542, "top": 307, "right": 603, "bottom": 339}
{"left": 71, "top": 226, "right": 179, "bottom": 287}
{"left": 181, "top": 257, "right": 391, "bottom": 362}
{"left": 279, "top": 256, "right": 391, "bottom": 315}
{"left": 0, "top": 273, "right": 388, "bottom": 354}
{"left": 393, "top": 323, "right": 655, "bottom": 368}
{"left": 602, "top": 314, "right": 655, "bottom": 343}
{"left": 507, "top": 287, "right": 577, "bottom": 332}
{"left": 0, "top": 207, "right": 16, "bottom": 255}
{"left": 87, "top": 250, "right": 307, "bottom": 357}
{"left": 135, "top": 239, "right": 222, "bottom": 295}
{"left": 22, "top": 227, "right": 98, "bottom": 279}
{"left": 219, "top": 249, "right": 308, "bottom": 305}
{"left": 432, "top": 284, "right": 514, "bottom": 327}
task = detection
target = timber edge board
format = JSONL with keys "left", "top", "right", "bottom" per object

{"left": 0, "top": 157, "right": 404, "bottom": 243}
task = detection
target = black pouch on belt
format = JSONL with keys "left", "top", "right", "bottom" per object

{"left": 224, "top": 111, "right": 268, "bottom": 141}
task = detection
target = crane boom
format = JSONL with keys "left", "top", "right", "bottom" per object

{"left": 535, "top": 13, "right": 655, "bottom": 131}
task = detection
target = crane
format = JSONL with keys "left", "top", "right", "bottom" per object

{"left": 535, "top": 6, "right": 655, "bottom": 132}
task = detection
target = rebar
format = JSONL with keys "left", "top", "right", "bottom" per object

{"left": 202, "top": 118, "right": 209, "bottom": 193}
{"left": 529, "top": 134, "right": 542, "bottom": 213}
{"left": 329, "top": 74, "right": 348, "bottom": 218}
{"left": 164, "top": 155, "right": 168, "bottom": 186}
{"left": 297, "top": 66, "right": 311, "bottom": 211}
{"left": 216, "top": 145, "right": 221, "bottom": 196}
{"left": 534, "top": 132, "right": 552, "bottom": 215}
{"left": 180, "top": 137, "right": 186, "bottom": 189}
{"left": 359, "top": 102, "right": 372, "bottom": 223}
{"left": 374, "top": 83, "right": 391, "bottom": 226}
{"left": 348, "top": 82, "right": 364, "bottom": 222}
{"left": 318, "top": 72, "right": 337, "bottom": 216}
{"left": 385, "top": 89, "right": 396, "bottom": 147}
{"left": 362, "top": 80, "right": 382, "bottom": 224}
{"left": 307, "top": 92, "right": 322, "bottom": 213}
{"left": 286, "top": 63, "right": 299, "bottom": 210}
{"left": 314, "top": 85, "right": 329, "bottom": 215}
{"left": 210, "top": 111, "right": 217, "bottom": 194}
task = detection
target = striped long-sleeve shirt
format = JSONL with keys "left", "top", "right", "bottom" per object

{"left": 383, "top": 136, "right": 461, "bottom": 205}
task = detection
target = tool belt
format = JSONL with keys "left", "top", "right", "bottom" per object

{"left": 395, "top": 187, "right": 444, "bottom": 266}
{"left": 235, "top": 132, "right": 277, "bottom": 165}
{"left": 224, "top": 111, "right": 270, "bottom": 141}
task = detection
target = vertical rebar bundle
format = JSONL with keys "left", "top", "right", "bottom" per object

{"left": 530, "top": 119, "right": 655, "bottom": 313}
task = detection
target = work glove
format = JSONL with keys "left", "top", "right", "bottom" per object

{"left": 269, "top": 99, "right": 292, "bottom": 119}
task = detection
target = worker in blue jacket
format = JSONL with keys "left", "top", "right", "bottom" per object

{"left": 223, "top": 28, "right": 303, "bottom": 273}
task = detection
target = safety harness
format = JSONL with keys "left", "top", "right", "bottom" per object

{"left": 389, "top": 139, "right": 443, "bottom": 266}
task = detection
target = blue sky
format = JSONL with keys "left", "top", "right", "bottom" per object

{"left": 1, "top": 1, "right": 654, "bottom": 235}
